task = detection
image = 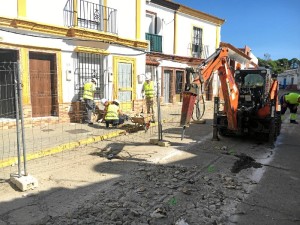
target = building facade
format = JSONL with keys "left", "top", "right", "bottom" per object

{"left": 0, "top": 0, "right": 257, "bottom": 127}
{"left": 277, "top": 68, "right": 300, "bottom": 90}
{"left": 144, "top": 0, "right": 254, "bottom": 103}
{"left": 0, "top": 0, "right": 148, "bottom": 126}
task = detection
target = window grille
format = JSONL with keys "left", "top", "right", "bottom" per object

{"left": 74, "top": 52, "right": 105, "bottom": 100}
{"left": 192, "top": 27, "right": 203, "bottom": 58}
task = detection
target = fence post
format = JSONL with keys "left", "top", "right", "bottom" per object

{"left": 17, "top": 62, "right": 28, "bottom": 175}
{"left": 156, "top": 68, "right": 162, "bottom": 141}
{"left": 212, "top": 96, "right": 219, "bottom": 141}
{"left": 14, "top": 64, "right": 22, "bottom": 177}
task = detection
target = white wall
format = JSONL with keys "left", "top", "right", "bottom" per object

{"left": 176, "top": 13, "right": 218, "bottom": 57}
{"left": 145, "top": 2, "right": 219, "bottom": 58}
{"left": 26, "top": 0, "right": 66, "bottom": 26}
{"left": 145, "top": 4, "right": 175, "bottom": 55}
{"left": 108, "top": 0, "right": 137, "bottom": 39}
{"left": 0, "top": 0, "right": 17, "bottom": 18}
{"left": 278, "top": 69, "right": 299, "bottom": 89}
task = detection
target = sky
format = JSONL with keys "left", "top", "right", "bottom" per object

{"left": 174, "top": 0, "right": 300, "bottom": 60}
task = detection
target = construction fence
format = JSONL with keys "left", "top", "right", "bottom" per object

{"left": 0, "top": 61, "right": 214, "bottom": 183}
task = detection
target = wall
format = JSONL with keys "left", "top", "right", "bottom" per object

{"left": 176, "top": 13, "right": 218, "bottom": 57}
{"left": 0, "top": 0, "right": 147, "bottom": 123}
{"left": 0, "top": 0, "right": 17, "bottom": 17}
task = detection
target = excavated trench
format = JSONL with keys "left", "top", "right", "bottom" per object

{"left": 231, "top": 153, "right": 262, "bottom": 173}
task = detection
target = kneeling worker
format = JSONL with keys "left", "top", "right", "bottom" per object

{"left": 104, "top": 99, "right": 125, "bottom": 128}
{"left": 99, "top": 98, "right": 112, "bottom": 122}
{"left": 280, "top": 92, "right": 300, "bottom": 124}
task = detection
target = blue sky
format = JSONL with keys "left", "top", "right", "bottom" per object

{"left": 174, "top": 0, "right": 300, "bottom": 60}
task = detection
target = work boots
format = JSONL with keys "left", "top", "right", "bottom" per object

{"left": 290, "top": 120, "right": 299, "bottom": 124}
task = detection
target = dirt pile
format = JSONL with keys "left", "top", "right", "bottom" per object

{"left": 46, "top": 163, "right": 250, "bottom": 225}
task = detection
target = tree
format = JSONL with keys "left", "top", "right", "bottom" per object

{"left": 289, "top": 58, "right": 299, "bottom": 69}
{"left": 257, "top": 57, "right": 299, "bottom": 74}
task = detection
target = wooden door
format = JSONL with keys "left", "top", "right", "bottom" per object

{"left": 29, "top": 53, "right": 57, "bottom": 117}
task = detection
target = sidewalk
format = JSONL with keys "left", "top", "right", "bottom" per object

{"left": 1, "top": 102, "right": 213, "bottom": 173}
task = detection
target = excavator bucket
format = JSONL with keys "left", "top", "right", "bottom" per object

{"left": 180, "top": 91, "right": 197, "bottom": 127}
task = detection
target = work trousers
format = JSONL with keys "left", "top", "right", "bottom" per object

{"left": 84, "top": 99, "right": 95, "bottom": 123}
{"left": 145, "top": 97, "right": 155, "bottom": 121}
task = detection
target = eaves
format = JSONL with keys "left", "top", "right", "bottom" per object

{"left": 151, "top": 0, "right": 225, "bottom": 26}
{"left": 0, "top": 17, "right": 148, "bottom": 50}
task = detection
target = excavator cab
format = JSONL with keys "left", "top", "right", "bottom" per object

{"left": 234, "top": 68, "right": 271, "bottom": 110}
{"left": 219, "top": 67, "right": 281, "bottom": 143}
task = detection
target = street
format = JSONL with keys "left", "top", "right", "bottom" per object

{"left": 0, "top": 107, "right": 299, "bottom": 225}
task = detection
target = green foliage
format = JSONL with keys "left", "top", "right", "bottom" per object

{"left": 258, "top": 56, "right": 299, "bottom": 74}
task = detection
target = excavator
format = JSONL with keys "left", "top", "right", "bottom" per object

{"left": 180, "top": 47, "right": 281, "bottom": 145}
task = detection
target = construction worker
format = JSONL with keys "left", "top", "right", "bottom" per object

{"left": 141, "top": 74, "right": 155, "bottom": 122}
{"left": 280, "top": 92, "right": 300, "bottom": 124}
{"left": 104, "top": 99, "right": 124, "bottom": 128}
{"left": 98, "top": 98, "right": 112, "bottom": 122}
{"left": 83, "top": 78, "right": 97, "bottom": 125}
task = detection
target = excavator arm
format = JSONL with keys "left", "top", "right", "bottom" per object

{"left": 193, "top": 47, "right": 239, "bottom": 130}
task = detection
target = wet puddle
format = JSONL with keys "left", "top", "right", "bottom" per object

{"left": 231, "top": 153, "right": 262, "bottom": 173}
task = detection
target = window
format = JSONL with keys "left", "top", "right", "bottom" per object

{"left": 74, "top": 52, "right": 105, "bottom": 100}
{"left": 146, "top": 13, "right": 156, "bottom": 34}
{"left": 244, "top": 74, "right": 264, "bottom": 87}
{"left": 192, "top": 27, "right": 203, "bottom": 58}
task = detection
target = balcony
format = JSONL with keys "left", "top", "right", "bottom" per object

{"left": 145, "top": 33, "right": 162, "bottom": 53}
{"left": 64, "top": 0, "right": 117, "bottom": 34}
{"left": 191, "top": 44, "right": 210, "bottom": 59}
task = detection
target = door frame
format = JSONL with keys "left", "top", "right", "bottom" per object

{"left": 113, "top": 56, "right": 136, "bottom": 110}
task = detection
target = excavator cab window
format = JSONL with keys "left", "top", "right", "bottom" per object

{"left": 244, "top": 74, "right": 265, "bottom": 87}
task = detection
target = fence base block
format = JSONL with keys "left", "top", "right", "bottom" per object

{"left": 10, "top": 173, "right": 38, "bottom": 192}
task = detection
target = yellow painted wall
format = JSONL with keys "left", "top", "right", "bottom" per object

{"left": 17, "top": 0, "right": 26, "bottom": 17}
{"left": 216, "top": 26, "right": 220, "bottom": 48}
{"left": 136, "top": 0, "right": 141, "bottom": 39}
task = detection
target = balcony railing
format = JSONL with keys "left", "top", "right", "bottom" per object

{"left": 145, "top": 33, "right": 162, "bottom": 53}
{"left": 64, "top": 0, "right": 117, "bottom": 34}
{"left": 191, "top": 44, "right": 210, "bottom": 59}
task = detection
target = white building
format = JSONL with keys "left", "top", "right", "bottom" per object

{"left": 0, "top": 0, "right": 148, "bottom": 125}
{"left": 0, "top": 0, "right": 255, "bottom": 127}
{"left": 277, "top": 68, "right": 300, "bottom": 90}
{"left": 144, "top": 0, "right": 253, "bottom": 103}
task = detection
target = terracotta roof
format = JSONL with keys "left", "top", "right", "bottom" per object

{"left": 146, "top": 57, "right": 160, "bottom": 66}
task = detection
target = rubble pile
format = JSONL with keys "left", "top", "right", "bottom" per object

{"left": 46, "top": 163, "right": 251, "bottom": 225}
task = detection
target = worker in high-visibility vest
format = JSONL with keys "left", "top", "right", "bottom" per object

{"left": 83, "top": 78, "right": 97, "bottom": 125}
{"left": 141, "top": 74, "right": 155, "bottom": 122}
{"left": 104, "top": 99, "right": 124, "bottom": 128}
{"left": 280, "top": 92, "right": 300, "bottom": 124}
{"left": 98, "top": 98, "right": 112, "bottom": 122}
